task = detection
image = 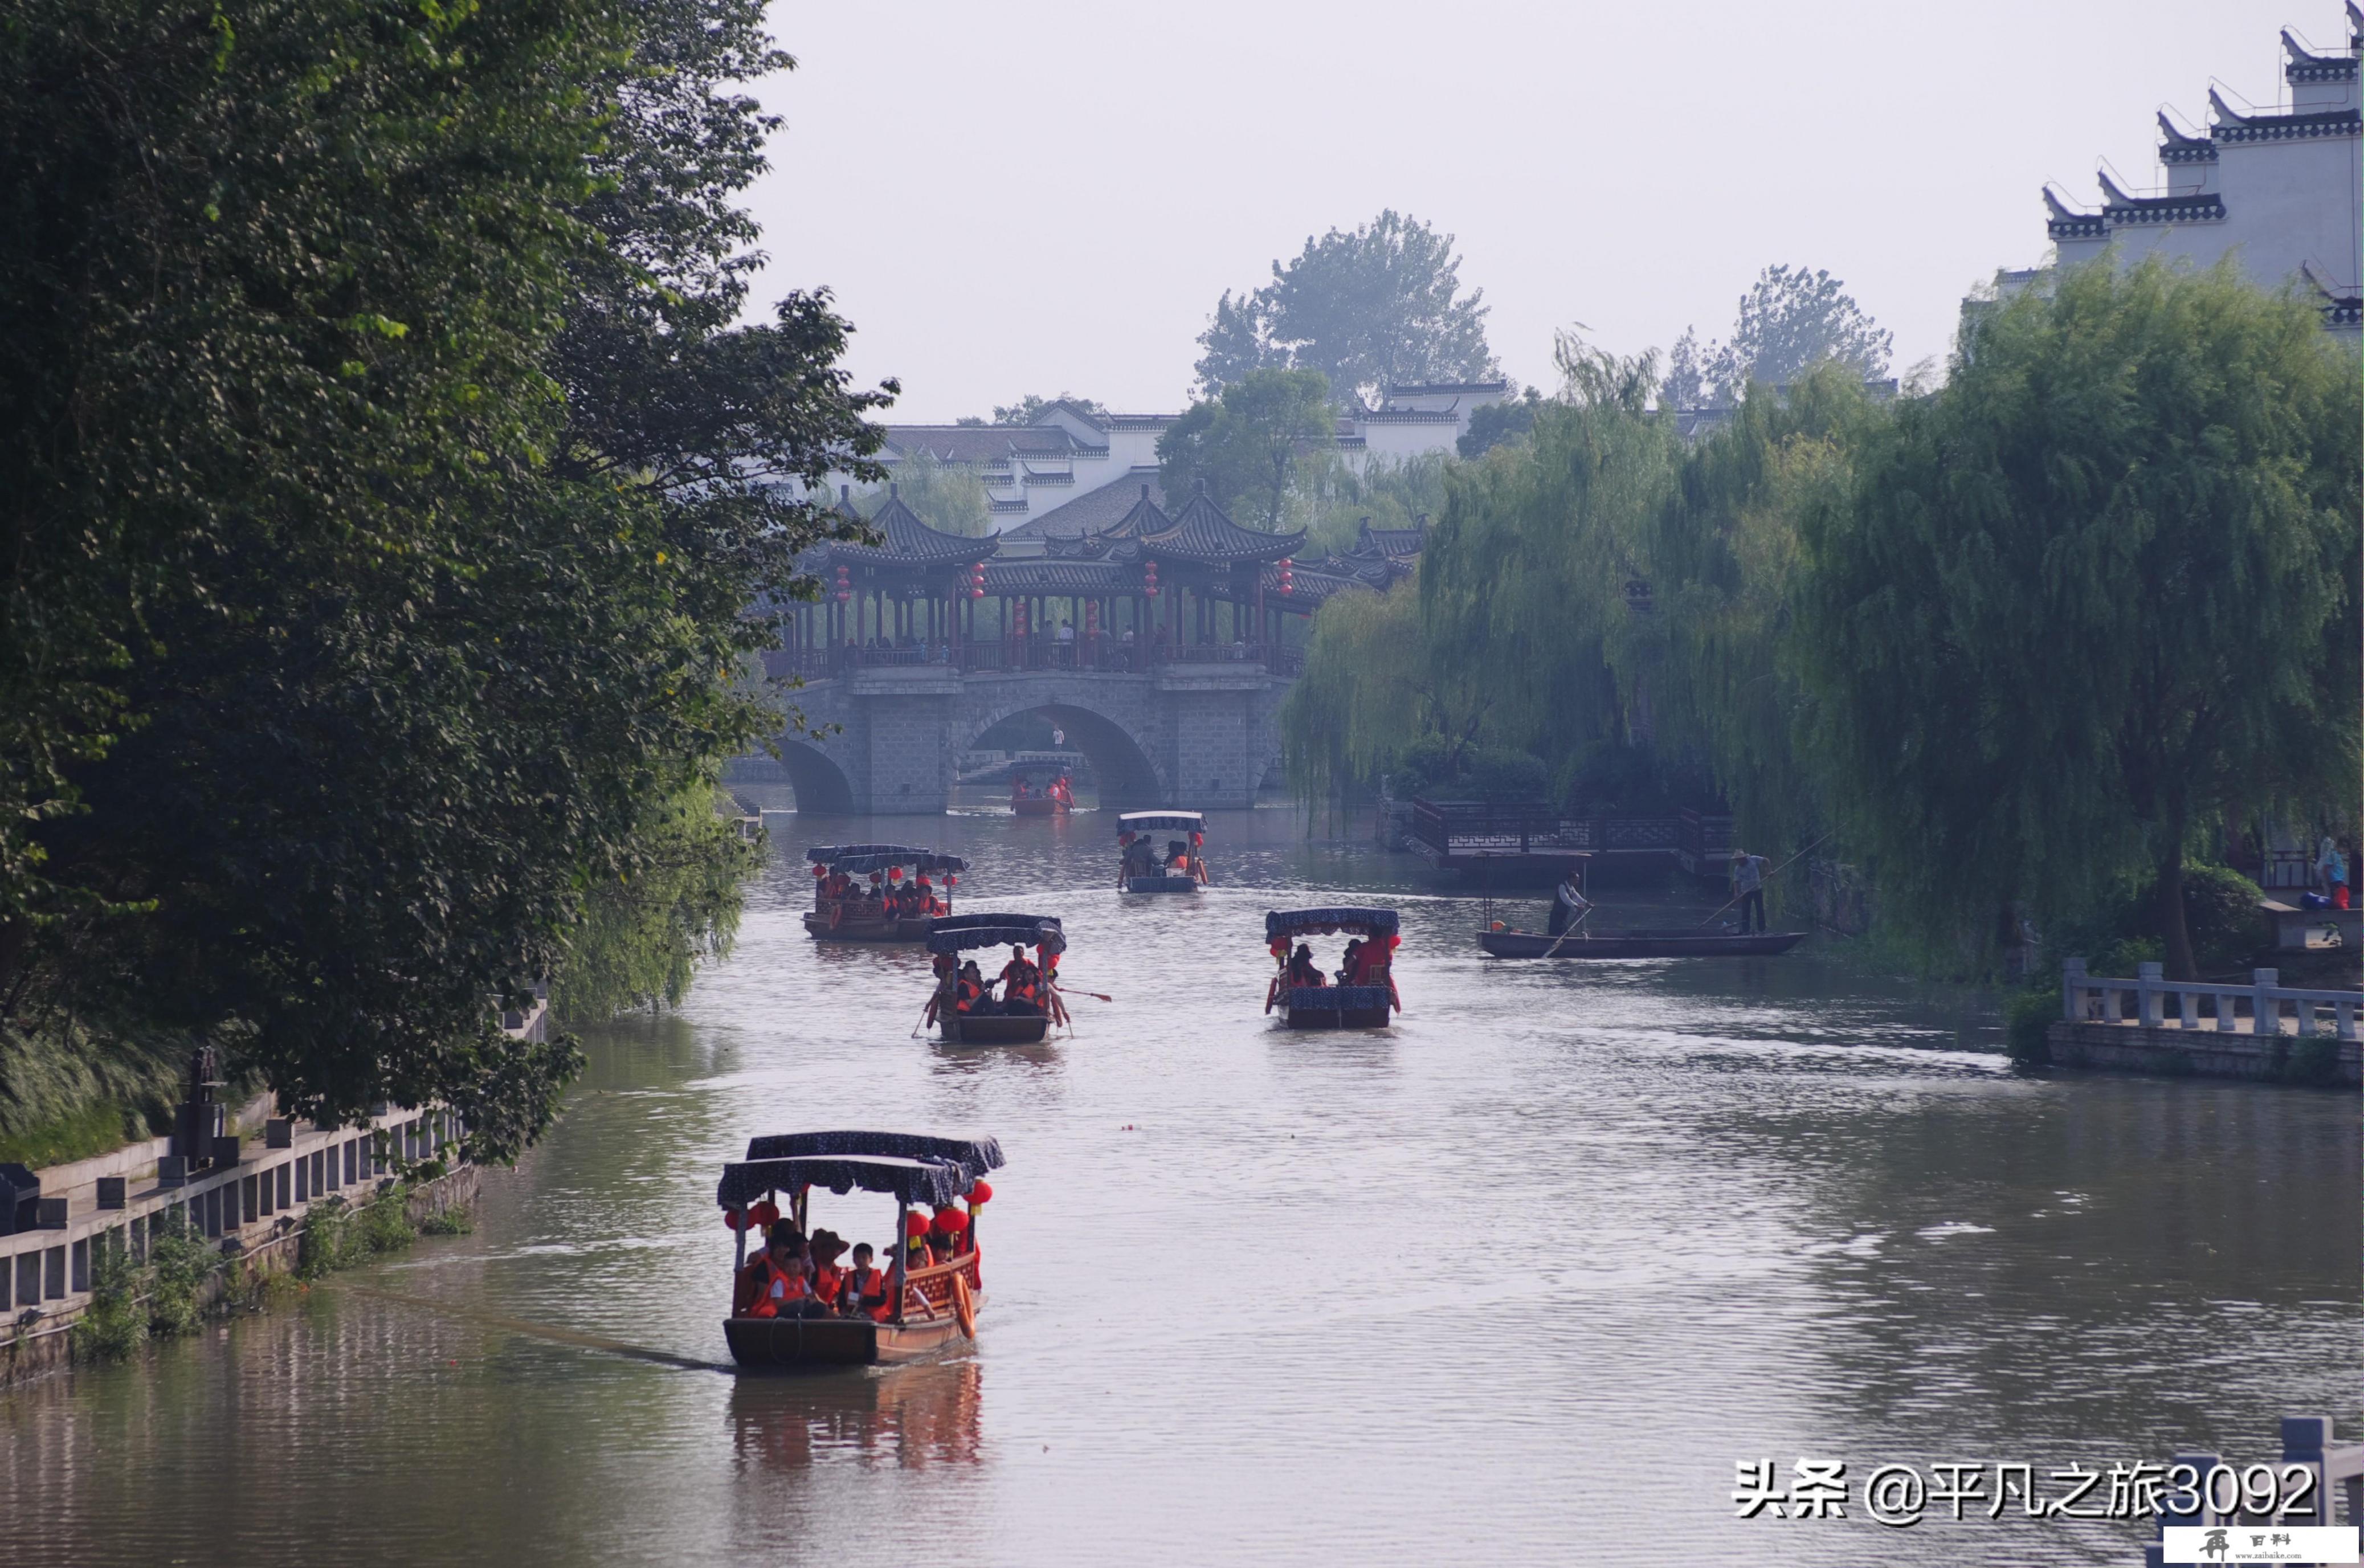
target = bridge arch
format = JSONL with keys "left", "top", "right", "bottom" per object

{"left": 957, "top": 697, "right": 1166, "bottom": 806}
{"left": 774, "top": 736, "right": 855, "bottom": 815}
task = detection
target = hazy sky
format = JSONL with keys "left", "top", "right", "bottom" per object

{"left": 741, "top": 1, "right": 2338, "bottom": 422}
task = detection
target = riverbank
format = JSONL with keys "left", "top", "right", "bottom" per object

{"left": 1, "top": 1108, "right": 481, "bottom": 1390}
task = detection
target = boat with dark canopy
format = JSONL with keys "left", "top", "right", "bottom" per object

{"left": 1010, "top": 769, "right": 1072, "bottom": 816}
{"left": 803, "top": 845, "right": 967, "bottom": 942}
{"left": 717, "top": 1130, "right": 1005, "bottom": 1368}
{"left": 1264, "top": 908, "right": 1401, "bottom": 1029}
{"left": 1117, "top": 811, "right": 1208, "bottom": 893}
{"left": 1478, "top": 927, "right": 1806, "bottom": 958}
{"left": 926, "top": 913, "right": 1067, "bottom": 1044}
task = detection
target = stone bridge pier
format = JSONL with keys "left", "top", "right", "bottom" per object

{"left": 756, "top": 663, "right": 1291, "bottom": 814}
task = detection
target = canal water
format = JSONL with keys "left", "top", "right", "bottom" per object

{"left": 5, "top": 808, "right": 2356, "bottom": 1566}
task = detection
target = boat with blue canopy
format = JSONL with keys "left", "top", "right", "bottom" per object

{"left": 924, "top": 913, "right": 1067, "bottom": 1044}
{"left": 1264, "top": 908, "right": 1401, "bottom": 1029}
{"left": 1117, "top": 810, "right": 1208, "bottom": 893}
{"left": 803, "top": 844, "right": 967, "bottom": 943}
{"left": 717, "top": 1129, "right": 1006, "bottom": 1368}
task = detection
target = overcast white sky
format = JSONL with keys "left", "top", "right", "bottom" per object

{"left": 741, "top": 1, "right": 2338, "bottom": 422}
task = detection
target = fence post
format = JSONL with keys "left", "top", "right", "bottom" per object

{"left": 2061, "top": 957, "right": 2085, "bottom": 1021}
{"left": 2216, "top": 984, "right": 2238, "bottom": 1034}
{"left": 2253, "top": 969, "right": 2280, "bottom": 1040}
{"left": 2137, "top": 961, "right": 2163, "bottom": 1027}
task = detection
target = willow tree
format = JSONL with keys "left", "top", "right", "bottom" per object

{"left": 1796, "top": 259, "right": 2360, "bottom": 977}
{"left": 1419, "top": 340, "right": 1673, "bottom": 774}
{"left": 1632, "top": 369, "right": 1888, "bottom": 865}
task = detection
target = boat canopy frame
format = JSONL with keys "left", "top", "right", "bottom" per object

{"left": 717, "top": 1154, "right": 970, "bottom": 1210}
{"left": 805, "top": 844, "right": 969, "bottom": 875}
{"left": 1118, "top": 811, "right": 1205, "bottom": 834}
{"left": 743, "top": 1130, "right": 1004, "bottom": 1181}
{"left": 925, "top": 912, "right": 1066, "bottom": 956}
{"left": 1266, "top": 907, "right": 1401, "bottom": 941}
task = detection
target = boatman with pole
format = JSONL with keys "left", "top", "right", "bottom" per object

{"left": 1546, "top": 869, "right": 1591, "bottom": 937}
{"left": 1730, "top": 847, "right": 1769, "bottom": 933}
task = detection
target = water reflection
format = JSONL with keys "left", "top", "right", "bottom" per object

{"left": 728, "top": 1361, "right": 985, "bottom": 1473}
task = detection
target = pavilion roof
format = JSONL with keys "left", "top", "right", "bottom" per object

{"left": 980, "top": 558, "right": 1133, "bottom": 594}
{"left": 1132, "top": 485, "right": 1302, "bottom": 566}
{"left": 1003, "top": 471, "right": 1165, "bottom": 540}
{"left": 819, "top": 490, "right": 997, "bottom": 567}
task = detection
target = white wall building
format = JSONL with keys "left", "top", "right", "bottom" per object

{"left": 857, "top": 382, "right": 1508, "bottom": 536}
{"left": 2039, "top": 5, "right": 2360, "bottom": 336}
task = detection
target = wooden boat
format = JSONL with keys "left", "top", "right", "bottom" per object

{"left": 1479, "top": 928, "right": 1806, "bottom": 959}
{"left": 925, "top": 913, "right": 1066, "bottom": 1046}
{"left": 1117, "top": 810, "right": 1207, "bottom": 893}
{"left": 717, "top": 1131, "right": 1004, "bottom": 1369}
{"left": 1010, "top": 769, "right": 1073, "bottom": 816}
{"left": 802, "top": 845, "right": 966, "bottom": 943}
{"left": 1264, "top": 907, "right": 1401, "bottom": 1030}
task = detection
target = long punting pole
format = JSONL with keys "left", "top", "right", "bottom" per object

{"left": 733, "top": 1207, "right": 746, "bottom": 1272}
{"left": 892, "top": 1198, "right": 908, "bottom": 1327}
{"left": 1695, "top": 832, "right": 1833, "bottom": 929}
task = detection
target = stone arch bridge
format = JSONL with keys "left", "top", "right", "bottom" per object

{"left": 749, "top": 655, "right": 1296, "bottom": 814}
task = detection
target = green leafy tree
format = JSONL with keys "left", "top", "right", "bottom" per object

{"left": 1157, "top": 368, "right": 1335, "bottom": 529}
{"left": 1794, "top": 259, "right": 2359, "bottom": 977}
{"left": 989, "top": 394, "right": 1105, "bottom": 427}
{"left": 1194, "top": 211, "right": 1497, "bottom": 405}
{"left": 0, "top": 0, "right": 891, "bottom": 1157}
{"left": 1664, "top": 264, "right": 1893, "bottom": 407}
{"left": 1457, "top": 387, "right": 1545, "bottom": 458}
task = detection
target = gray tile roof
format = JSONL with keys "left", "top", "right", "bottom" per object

{"left": 1002, "top": 470, "right": 1166, "bottom": 539}
{"left": 881, "top": 425, "right": 1077, "bottom": 464}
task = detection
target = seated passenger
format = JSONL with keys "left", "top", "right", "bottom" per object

{"left": 999, "top": 945, "right": 1042, "bottom": 1014}
{"left": 1336, "top": 939, "right": 1363, "bottom": 986}
{"left": 740, "top": 1226, "right": 824, "bottom": 1319}
{"left": 1287, "top": 942, "right": 1325, "bottom": 987}
{"left": 840, "top": 1242, "right": 891, "bottom": 1321}
{"left": 927, "top": 1206, "right": 969, "bottom": 1265}
{"left": 1165, "top": 839, "right": 1189, "bottom": 870}
{"left": 809, "top": 1231, "right": 849, "bottom": 1308}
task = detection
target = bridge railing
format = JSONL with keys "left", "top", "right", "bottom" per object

{"left": 771, "top": 640, "right": 1304, "bottom": 679}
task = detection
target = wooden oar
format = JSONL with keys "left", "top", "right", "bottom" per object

{"left": 1695, "top": 832, "right": 1831, "bottom": 928}
{"left": 1539, "top": 905, "right": 1592, "bottom": 958}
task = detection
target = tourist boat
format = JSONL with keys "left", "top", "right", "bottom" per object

{"left": 1117, "top": 810, "right": 1207, "bottom": 892}
{"left": 802, "top": 845, "right": 966, "bottom": 942}
{"left": 1010, "top": 769, "right": 1072, "bottom": 816}
{"left": 1264, "top": 907, "right": 1401, "bottom": 1029}
{"left": 926, "top": 912, "right": 1066, "bottom": 1045}
{"left": 717, "top": 1129, "right": 1004, "bottom": 1369}
{"left": 1478, "top": 927, "right": 1806, "bottom": 958}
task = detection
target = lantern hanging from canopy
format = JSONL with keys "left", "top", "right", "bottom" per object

{"left": 966, "top": 1180, "right": 993, "bottom": 1207}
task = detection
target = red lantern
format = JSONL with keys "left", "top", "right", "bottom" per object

{"left": 812, "top": 864, "right": 827, "bottom": 879}
{"left": 835, "top": 564, "right": 852, "bottom": 605}
{"left": 723, "top": 1209, "right": 745, "bottom": 1231}
{"left": 969, "top": 562, "right": 986, "bottom": 600}
{"left": 888, "top": 865, "right": 902, "bottom": 881}
{"left": 966, "top": 1181, "right": 993, "bottom": 1207}
{"left": 1277, "top": 557, "right": 1295, "bottom": 596}
{"left": 904, "top": 1212, "right": 930, "bottom": 1239}
{"left": 931, "top": 1208, "right": 969, "bottom": 1235}
{"left": 1085, "top": 601, "right": 1100, "bottom": 633}
{"left": 945, "top": 874, "right": 958, "bottom": 888}
{"left": 1142, "top": 560, "right": 1159, "bottom": 598}
{"left": 750, "top": 1199, "right": 781, "bottom": 1228}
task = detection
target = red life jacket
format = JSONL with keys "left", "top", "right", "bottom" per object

{"left": 811, "top": 1264, "right": 843, "bottom": 1306}
{"left": 1000, "top": 959, "right": 1038, "bottom": 1001}
{"left": 956, "top": 978, "right": 982, "bottom": 1012}
{"left": 742, "top": 1255, "right": 804, "bottom": 1318}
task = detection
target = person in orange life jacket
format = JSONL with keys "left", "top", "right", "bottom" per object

{"left": 998, "top": 945, "right": 1041, "bottom": 1013}
{"left": 808, "top": 1231, "right": 850, "bottom": 1307}
{"left": 739, "top": 1226, "right": 821, "bottom": 1318}
{"left": 926, "top": 1205, "right": 968, "bottom": 1266}
{"left": 1164, "top": 839, "right": 1189, "bottom": 870}
{"left": 914, "top": 873, "right": 941, "bottom": 915}
{"left": 839, "top": 1242, "right": 891, "bottom": 1321}
{"left": 953, "top": 960, "right": 989, "bottom": 1014}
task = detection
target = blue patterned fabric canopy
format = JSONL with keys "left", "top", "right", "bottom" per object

{"left": 805, "top": 844, "right": 969, "bottom": 874}
{"left": 744, "top": 1131, "right": 1003, "bottom": 1181}
{"left": 1117, "top": 811, "right": 1205, "bottom": 834}
{"left": 925, "top": 913, "right": 1066, "bottom": 955}
{"left": 1265, "top": 908, "right": 1400, "bottom": 940}
{"left": 716, "top": 1155, "right": 969, "bottom": 1209}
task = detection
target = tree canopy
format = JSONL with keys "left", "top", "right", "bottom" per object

{"left": 1194, "top": 211, "right": 1497, "bottom": 406}
{"left": 1156, "top": 369, "right": 1336, "bottom": 530}
{"left": 1795, "top": 259, "right": 2358, "bottom": 977}
{"left": 0, "top": 0, "right": 891, "bottom": 1157}
{"left": 1663, "top": 264, "right": 1893, "bottom": 409}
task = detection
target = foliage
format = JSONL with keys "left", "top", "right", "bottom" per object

{"left": 417, "top": 1203, "right": 474, "bottom": 1236}
{"left": 0, "top": 0, "right": 880, "bottom": 1158}
{"left": 553, "top": 789, "right": 758, "bottom": 1024}
{"left": 145, "top": 1218, "right": 210, "bottom": 1339}
{"left": 300, "top": 1185, "right": 418, "bottom": 1276}
{"left": 2282, "top": 1036, "right": 2342, "bottom": 1087}
{"left": 2151, "top": 864, "right": 2265, "bottom": 971}
{"left": 1663, "top": 265, "right": 1893, "bottom": 408}
{"left": 856, "top": 452, "right": 990, "bottom": 538}
{"left": 69, "top": 1237, "right": 146, "bottom": 1363}
{"left": 1458, "top": 389, "right": 1544, "bottom": 459}
{"left": 1794, "top": 259, "right": 2359, "bottom": 977}
{"left": 1194, "top": 211, "right": 1497, "bottom": 405}
{"left": 2004, "top": 985, "right": 2059, "bottom": 1065}
{"left": 0, "top": 1020, "right": 186, "bottom": 1162}
{"left": 1284, "top": 454, "right": 1450, "bottom": 558}
{"left": 1157, "top": 369, "right": 1336, "bottom": 530}
{"left": 1281, "top": 585, "right": 1440, "bottom": 807}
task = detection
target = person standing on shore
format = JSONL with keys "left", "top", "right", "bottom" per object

{"left": 1730, "top": 848, "right": 1769, "bottom": 934}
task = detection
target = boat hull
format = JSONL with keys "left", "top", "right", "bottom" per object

{"left": 939, "top": 1013, "right": 1050, "bottom": 1046}
{"left": 1124, "top": 874, "right": 1201, "bottom": 894}
{"left": 1479, "top": 929, "right": 1806, "bottom": 959}
{"left": 803, "top": 911, "right": 934, "bottom": 944}
{"left": 724, "top": 1303, "right": 982, "bottom": 1369}
{"left": 1011, "top": 799, "right": 1069, "bottom": 816}
{"left": 1276, "top": 983, "right": 1393, "bottom": 1030}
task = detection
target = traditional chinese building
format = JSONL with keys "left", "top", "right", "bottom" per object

{"left": 2036, "top": 6, "right": 2361, "bottom": 334}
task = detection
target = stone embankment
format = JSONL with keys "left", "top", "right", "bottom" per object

{"left": 2045, "top": 958, "right": 2363, "bottom": 1086}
